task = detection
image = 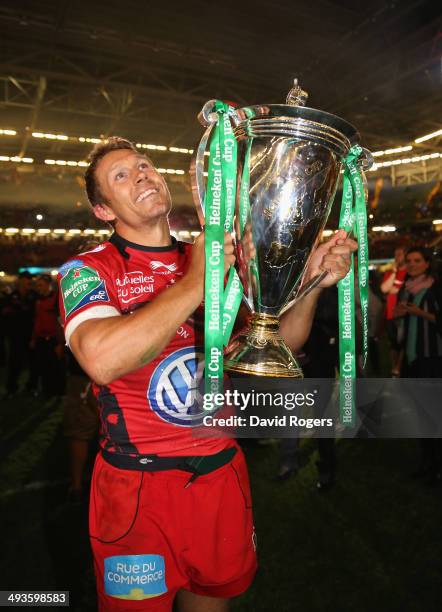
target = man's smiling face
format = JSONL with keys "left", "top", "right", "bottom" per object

{"left": 94, "top": 148, "right": 172, "bottom": 228}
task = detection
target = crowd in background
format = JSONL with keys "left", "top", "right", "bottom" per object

{"left": 1, "top": 272, "right": 65, "bottom": 400}
{"left": 1, "top": 241, "right": 442, "bottom": 497}
{"left": 0, "top": 272, "right": 97, "bottom": 502}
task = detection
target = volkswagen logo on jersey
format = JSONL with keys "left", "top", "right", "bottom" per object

{"left": 148, "top": 347, "right": 205, "bottom": 426}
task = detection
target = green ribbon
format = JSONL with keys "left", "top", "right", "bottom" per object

{"left": 237, "top": 139, "right": 262, "bottom": 307}
{"left": 204, "top": 101, "right": 244, "bottom": 396}
{"left": 239, "top": 141, "right": 252, "bottom": 236}
{"left": 337, "top": 145, "right": 369, "bottom": 426}
{"left": 219, "top": 108, "right": 243, "bottom": 346}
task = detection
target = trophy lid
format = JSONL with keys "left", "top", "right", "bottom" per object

{"left": 232, "top": 79, "right": 360, "bottom": 156}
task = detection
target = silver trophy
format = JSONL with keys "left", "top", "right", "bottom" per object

{"left": 191, "top": 80, "right": 369, "bottom": 377}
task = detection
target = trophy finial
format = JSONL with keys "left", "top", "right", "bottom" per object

{"left": 286, "top": 78, "right": 308, "bottom": 106}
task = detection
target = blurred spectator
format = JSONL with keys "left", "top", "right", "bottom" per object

{"left": 0, "top": 283, "right": 11, "bottom": 366}
{"left": 28, "top": 274, "right": 66, "bottom": 398}
{"left": 381, "top": 246, "right": 407, "bottom": 376}
{"left": 394, "top": 246, "right": 442, "bottom": 484}
{"left": 1, "top": 271, "right": 37, "bottom": 398}
{"left": 356, "top": 268, "right": 384, "bottom": 376}
{"left": 277, "top": 286, "right": 338, "bottom": 490}
{"left": 62, "top": 352, "right": 99, "bottom": 504}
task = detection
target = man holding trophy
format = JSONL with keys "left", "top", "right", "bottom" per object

{"left": 57, "top": 80, "right": 363, "bottom": 611}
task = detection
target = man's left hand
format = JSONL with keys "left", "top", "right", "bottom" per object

{"left": 304, "top": 229, "right": 358, "bottom": 289}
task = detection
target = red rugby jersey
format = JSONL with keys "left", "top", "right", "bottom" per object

{"left": 58, "top": 233, "right": 229, "bottom": 457}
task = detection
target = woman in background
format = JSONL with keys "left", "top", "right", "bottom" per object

{"left": 394, "top": 246, "right": 442, "bottom": 484}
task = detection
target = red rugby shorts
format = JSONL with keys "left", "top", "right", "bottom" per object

{"left": 89, "top": 447, "right": 257, "bottom": 611}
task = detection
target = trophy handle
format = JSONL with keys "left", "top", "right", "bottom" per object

{"left": 189, "top": 100, "right": 219, "bottom": 227}
{"left": 279, "top": 270, "right": 328, "bottom": 316}
{"left": 359, "top": 147, "right": 374, "bottom": 171}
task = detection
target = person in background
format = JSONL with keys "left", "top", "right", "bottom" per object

{"left": 2, "top": 271, "right": 37, "bottom": 398}
{"left": 29, "top": 274, "right": 65, "bottom": 398}
{"left": 381, "top": 246, "right": 407, "bottom": 376}
{"left": 62, "top": 351, "right": 99, "bottom": 504}
{"left": 367, "top": 269, "right": 385, "bottom": 376}
{"left": 356, "top": 267, "right": 384, "bottom": 376}
{"left": 394, "top": 246, "right": 442, "bottom": 484}
{"left": 277, "top": 286, "right": 339, "bottom": 490}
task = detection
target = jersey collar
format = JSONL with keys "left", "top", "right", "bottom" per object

{"left": 109, "top": 232, "right": 178, "bottom": 258}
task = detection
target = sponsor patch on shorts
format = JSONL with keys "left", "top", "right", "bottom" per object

{"left": 60, "top": 265, "right": 109, "bottom": 317}
{"left": 58, "top": 259, "right": 84, "bottom": 276}
{"left": 104, "top": 554, "right": 167, "bottom": 600}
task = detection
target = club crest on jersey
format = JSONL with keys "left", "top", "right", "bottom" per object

{"left": 148, "top": 347, "right": 205, "bottom": 426}
{"left": 149, "top": 261, "right": 178, "bottom": 275}
{"left": 60, "top": 265, "right": 109, "bottom": 317}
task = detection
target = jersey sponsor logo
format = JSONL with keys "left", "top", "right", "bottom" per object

{"left": 149, "top": 261, "right": 178, "bottom": 275}
{"left": 58, "top": 259, "right": 84, "bottom": 276}
{"left": 104, "top": 554, "right": 167, "bottom": 600}
{"left": 60, "top": 265, "right": 109, "bottom": 317}
{"left": 115, "top": 271, "right": 155, "bottom": 305}
{"left": 148, "top": 347, "right": 205, "bottom": 426}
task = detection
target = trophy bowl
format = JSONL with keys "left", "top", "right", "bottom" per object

{"left": 192, "top": 81, "right": 361, "bottom": 378}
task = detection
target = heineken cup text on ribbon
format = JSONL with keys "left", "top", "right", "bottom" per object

{"left": 204, "top": 102, "right": 242, "bottom": 397}
{"left": 338, "top": 145, "right": 369, "bottom": 427}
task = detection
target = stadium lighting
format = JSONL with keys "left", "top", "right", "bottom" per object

{"left": 414, "top": 129, "right": 442, "bottom": 144}
{"left": 372, "top": 145, "right": 413, "bottom": 157}
{"left": 78, "top": 137, "right": 101, "bottom": 144}
{"left": 0, "top": 156, "right": 33, "bottom": 163}
{"left": 32, "top": 132, "right": 68, "bottom": 141}
{"left": 369, "top": 152, "right": 442, "bottom": 171}
{"left": 45, "top": 159, "right": 89, "bottom": 167}
{"left": 372, "top": 226, "right": 396, "bottom": 232}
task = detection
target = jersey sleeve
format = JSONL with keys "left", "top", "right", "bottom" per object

{"left": 57, "top": 255, "right": 120, "bottom": 346}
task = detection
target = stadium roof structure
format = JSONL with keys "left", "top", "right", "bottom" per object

{"left": 0, "top": 0, "right": 441, "bottom": 224}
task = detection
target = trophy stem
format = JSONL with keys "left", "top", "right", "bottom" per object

{"left": 224, "top": 314, "right": 303, "bottom": 378}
